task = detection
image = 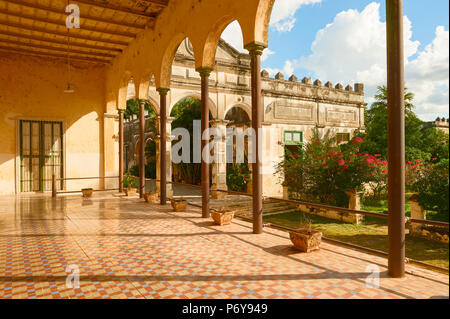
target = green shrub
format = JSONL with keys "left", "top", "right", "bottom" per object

{"left": 276, "top": 128, "right": 386, "bottom": 207}
{"left": 226, "top": 163, "right": 251, "bottom": 192}
{"left": 123, "top": 173, "right": 138, "bottom": 188}
{"left": 129, "top": 163, "right": 156, "bottom": 179}
{"left": 412, "top": 159, "right": 449, "bottom": 222}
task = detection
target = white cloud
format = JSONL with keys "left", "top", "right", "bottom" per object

{"left": 406, "top": 26, "right": 449, "bottom": 119}
{"left": 220, "top": 20, "right": 245, "bottom": 52}
{"left": 221, "top": 0, "right": 322, "bottom": 52}
{"left": 261, "top": 48, "right": 275, "bottom": 62}
{"left": 270, "top": 0, "right": 322, "bottom": 32}
{"left": 265, "top": 60, "right": 295, "bottom": 78}
{"left": 295, "top": 2, "right": 448, "bottom": 121}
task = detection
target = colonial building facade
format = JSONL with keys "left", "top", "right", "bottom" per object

{"left": 124, "top": 39, "right": 366, "bottom": 197}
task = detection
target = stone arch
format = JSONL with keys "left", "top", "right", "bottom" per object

{"left": 224, "top": 103, "right": 252, "bottom": 122}
{"left": 241, "top": 0, "right": 275, "bottom": 47}
{"left": 198, "top": 17, "right": 245, "bottom": 69}
{"left": 117, "top": 71, "right": 133, "bottom": 110}
{"left": 145, "top": 95, "right": 161, "bottom": 116}
{"left": 169, "top": 91, "right": 218, "bottom": 119}
{"left": 156, "top": 34, "right": 195, "bottom": 89}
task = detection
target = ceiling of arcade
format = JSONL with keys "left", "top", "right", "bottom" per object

{"left": 0, "top": 0, "right": 169, "bottom": 63}
{"left": 0, "top": 0, "right": 275, "bottom": 111}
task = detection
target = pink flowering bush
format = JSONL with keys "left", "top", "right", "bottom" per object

{"left": 276, "top": 129, "right": 387, "bottom": 207}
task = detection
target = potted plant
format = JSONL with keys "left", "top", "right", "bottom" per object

{"left": 81, "top": 188, "right": 93, "bottom": 198}
{"left": 171, "top": 197, "right": 188, "bottom": 211}
{"left": 289, "top": 215, "right": 322, "bottom": 253}
{"left": 123, "top": 173, "right": 138, "bottom": 196}
{"left": 143, "top": 192, "right": 159, "bottom": 203}
{"left": 211, "top": 207, "right": 235, "bottom": 226}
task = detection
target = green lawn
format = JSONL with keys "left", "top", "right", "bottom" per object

{"left": 264, "top": 211, "right": 449, "bottom": 269}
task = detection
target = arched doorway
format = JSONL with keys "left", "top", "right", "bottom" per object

{"left": 170, "top": 97, "right": 214, "bottom": 186}
{"left": 224, "top": 105, "right": 251, "bottom": 192}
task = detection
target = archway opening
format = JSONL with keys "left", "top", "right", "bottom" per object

{"left": 124, "top": 98, "right": 158, "bottom": 182}
{"left": 170, "top": 97, "right": 213, "bottom": 186}
{"left": 225, "top": 106, "right": 251, "bottom": 192}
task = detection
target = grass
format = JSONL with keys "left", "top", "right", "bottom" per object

{"left": 264, "top": 211, "right": 449, "bottom": 269}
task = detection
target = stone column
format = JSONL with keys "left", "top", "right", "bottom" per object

{"left": 119, "top": 109, "right": 124, "bottom": 193}
{"left": 157, "top": 88, "right": 170, "bottom": 205}
{"left": 155, "top": 116, "right": 174, "bottom": 198}
{"left": 197, "top": 67, "right": 213, "bottom": 218}
{"left": 409, "top": 196, "right": 426, "bottom": 235}
{"left": 211, "top": 119, "right": 229, "bottom": 199}
{"left": 139, "top": 100, "right": 146, "bottom": 198}
{"left": 346, "top": 190, "right": 363, "bottom": 224}
{"left": 245, "top": 42, "right": 265, "bottom": 234}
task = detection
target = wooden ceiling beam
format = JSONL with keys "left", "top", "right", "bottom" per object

{"left": 0, "top": 20, "right": 130, "bottom": 46}
{"left": 0, "top": 45, "right": 111, "bottom": 64}
{"left": 72, "top": 0, "right": 160, "bottom": 19}
{"left": 0, "top": 29, "right": 123, "bottom": 53}
{"left": 0, "top": 8, "right": 137, "bottom": 38}
{"left": 3, "top": 0, "right": 147, "bottom": 30}
{"left": 0, "top": 38, "right": 117, "bottom": 58}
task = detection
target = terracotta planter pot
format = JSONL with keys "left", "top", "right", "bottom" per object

{"left": 171, "top": 199, "right": 188, "bottom": 212}
{"left": 143, "top": 192, "right": 159, "bottom": 203}
{"left": 81, "top": 188, "right": 93, "bottom": 198}
{"left": 211, "top": 211, "right": 235, "bottom": 226}
{"left": 289, "top": 229, "right": 322, "bottom": 253}
{"left": 125, "top": 187, "right": 137, "bottom": 197}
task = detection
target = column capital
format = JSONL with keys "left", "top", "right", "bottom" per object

{"left": 156, "top": 88, "right": 170, "bottom": 96}
{"left": 117, "top": 108, "right": 124, "bottom": 114}
{"left": 196, "top": 67, "right": 213, "bottom": 77}
{"left": 244, "top": 42, "right": 267, "bottom": 56}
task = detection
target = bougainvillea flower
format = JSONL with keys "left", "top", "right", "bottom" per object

{"left": 382, "top": 170, "right": 387, "bottom": 174}
{"left": 338, "top": 158, "right": 345, "bottom": 166}
{"left": 432, "top": 157, "right": 437, "bottom": 161}
{"left": 322, "top": 163, "right": 328, "bottom": 167}
{"left": 352, "top": 137, "right": 363, "bottom": 145}
{"left": 342, "top": 165, "right": 349, "bottom": 170}
{"left": 375, "top": 154, "right": 381, "bottom": 157}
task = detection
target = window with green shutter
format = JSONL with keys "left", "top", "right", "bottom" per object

{"left": 284, "top": 130, "right": 303, "bottom": 145}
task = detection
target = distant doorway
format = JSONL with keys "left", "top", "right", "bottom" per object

{"left": 18, "top": 120, "right": 63, "bottom": 192}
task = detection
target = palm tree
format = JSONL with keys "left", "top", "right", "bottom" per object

{"left": 371, "top": 85, "right": 416, "bottom": 114}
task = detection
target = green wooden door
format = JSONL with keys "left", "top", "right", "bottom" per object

{"left": 19, "top": 120, "right": 63, "bottom": 192}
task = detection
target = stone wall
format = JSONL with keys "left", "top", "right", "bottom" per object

{"left": 124, "top": 39, "right": 366, "bottom": 197}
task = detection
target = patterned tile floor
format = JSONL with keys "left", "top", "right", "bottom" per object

{"left": 0, "top": 192, "right": 448, "bottom": 299}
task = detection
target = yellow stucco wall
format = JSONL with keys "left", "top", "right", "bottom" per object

{"left": 0, "top": 52, "right": 109, "bottom": 194}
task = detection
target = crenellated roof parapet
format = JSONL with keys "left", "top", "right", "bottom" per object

{"left": 260, "top": 69, "right": 365, "bottom": 106}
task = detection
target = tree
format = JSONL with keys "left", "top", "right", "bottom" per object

{"left": 275, "top": 128, "right": 386, "bottom": 207}
{"left": 359, "top": 85, "right": 445, "bottom": 162}
{"left": 171, "top": 98, "right": 212, "bottom": 185}
{"left": 124, "top": 98, "right": 156, "bottom": 120}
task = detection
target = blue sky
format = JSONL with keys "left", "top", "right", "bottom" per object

{"left": 222, "top": 0, "right": 449, "bottom": 121}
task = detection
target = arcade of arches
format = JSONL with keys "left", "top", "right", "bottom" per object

{"left": 0, "top": 0, "right": 409, "bottom": 277}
